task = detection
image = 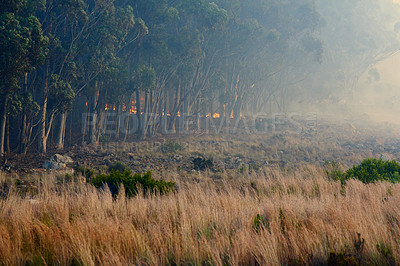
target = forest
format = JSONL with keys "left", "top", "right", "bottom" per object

{"left": 2, "top": 0, "right": 399, "bottom": 156}
{"left": 4, "top": 1, "right": 400, "bottom": 264}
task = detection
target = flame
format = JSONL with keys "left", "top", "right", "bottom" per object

{"left": 206, "top": 113, "right": 211, "bottom": 118}
{"left": 177, "top": 111, "right": 181, "bottom": 117}
{"left": 212, "top": 113, "right": 220, "bottom": 118}
{"left": 230, "top": 110, "right": 234, "bottom": 119}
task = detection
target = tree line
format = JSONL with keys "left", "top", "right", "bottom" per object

{"left": 0, "top": 0, "right": 325, "bottom": 155}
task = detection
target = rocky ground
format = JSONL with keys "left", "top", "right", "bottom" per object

{"left": 2, "top": 120, "right": 400, "bottom": 178}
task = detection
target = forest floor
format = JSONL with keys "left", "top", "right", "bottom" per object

{"left": 3, "top": 119, "right": 400, "bottom": 177}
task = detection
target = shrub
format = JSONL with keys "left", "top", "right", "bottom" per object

{"left": 192, "top": 157, "right": 214, "bottom": 171}
{"left": 90, "top": 170, "right": 175, "bottom": 197}
{"left": 108, "top": 161, "right": 128, "bottom": 173}
{"left": 345, "top": 159, "right": 400, "bottom": 184}
{"left": 326, "top": 158, "right": 400, "bottom": 184}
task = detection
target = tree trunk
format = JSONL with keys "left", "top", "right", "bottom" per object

{"left": 150, "top": 90, "right": 162, "bottom": 137}
{"left": 115, "top": 105, "right": 121, "bottom": 139}
{"left": 162, "top": 91, "right": 169, "bottom": 134}
{"left": 136, "top": 90, "right": 142, "bottom": 135}
{"left": 196, "top": 98, "right": 201, "bottom": 131}
{"left": 19, "top": 72, "right": 28, "bottom": 153}
{"left": 94, "top": 110, "right": 105, "bottom": 143}
{"left": 88, "top": 111, "right": 98, "bottom": 145}
{"left": 6, "top": 116, "right": 10, "bottom": 154}
{"left": 20, "top": 112, "right": 28, "bottom": 154}
{"left": 0, "top": 94, "right": 9, "bottom": 156}
{"left": 56, "top": 111, "right": 67, "bottom": 150}
{"left": 184, "top": 95, "right": 189, "bottom": 131}
{"left": 168, "top": 80, "right": 180, "bottom": 132}
{"left": 88, "top": 86, "right": 99, "bottom": 145}
{"left": 38, "top": 62, "right": 49, "bottom": 153}
{"left": 139, "top": 91, "right": 148, "bottom": 140}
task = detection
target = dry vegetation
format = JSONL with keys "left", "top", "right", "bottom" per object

{"left": 0, "top": 165, "right": 399, "bottom": 265}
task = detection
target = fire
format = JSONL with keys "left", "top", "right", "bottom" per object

{"left": 230, "top": 110, "right": 234, "bottom": 119}
{"left": 162, "top": 110, "right": 171, "bottom": 116}
{"left": 177, "top": 111, "right": 181, "bottom": 117}
{"left": 212, "top": 113, "right": 220, "bottom": 118}
{"left": 206, "top": 113, "right": 211, "bottom": 118}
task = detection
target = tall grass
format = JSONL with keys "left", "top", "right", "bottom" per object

{"left": 0, "top": 166, "right": 399, "bottom": 265}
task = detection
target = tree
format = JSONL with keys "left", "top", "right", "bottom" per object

{"left": 0, "top": 4, "right": 48, "bottom": 155}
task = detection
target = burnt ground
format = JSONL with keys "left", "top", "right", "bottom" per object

{"left": 2, "top": 120, "right": 400, "bottom": 177}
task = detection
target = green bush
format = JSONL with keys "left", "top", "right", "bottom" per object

{"left": 108, "top": 161, "right": 128, "bottom": 173}
{"left": 345, "top": 159, "right": 400, "bottom": 184}
{"left": 327, "top": 158, "right": 400, "bottom": 184}
{"left": 90, "top": 170, "right": 175, "bottom": 197}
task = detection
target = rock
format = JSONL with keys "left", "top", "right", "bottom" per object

{"left": 52, "top": 154, "right": 64, "bottom": 163}
{"left": 63, "top": 155, "right": 73, "bottom": 163}
{"left": 43, "top": 160, "right": 66, "bottom": 170}
{"left": 43, "top": 154, "right": 73, "bottom": 170}
{"left": 50, "top": 154, "right": 73, "bottom": 164}
{"left": 173, "top": 155, "right": 183, "bottom": 162}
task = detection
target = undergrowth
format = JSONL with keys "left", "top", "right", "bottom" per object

{"left": 90, "top": 170, "right": 175, "bottom": 197}
{"left": 326, "top": 158, "right": 400, "bottom": 184}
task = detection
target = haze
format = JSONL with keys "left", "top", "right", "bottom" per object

{"left": 1, "top": 0, "right": 400, "bottom": 154}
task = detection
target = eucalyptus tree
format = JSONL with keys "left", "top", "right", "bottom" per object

{"left": 78, "top": 1, "right": 151, "bottom": 145}
{"left": 157, "top": 0, "right": 228, "bottom": 131}
{"left": 212, "top": 0, "right": 322, "bottom": 118}
{"left": 35, "top": 0, "right": 88, "bottom": 152}
{"left": 0, "top": 0, "right": 48, "bottom": 155}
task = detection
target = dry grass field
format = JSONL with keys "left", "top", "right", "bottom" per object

{"left": 0, "top": 165, "right": 399, "bottom": 265}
